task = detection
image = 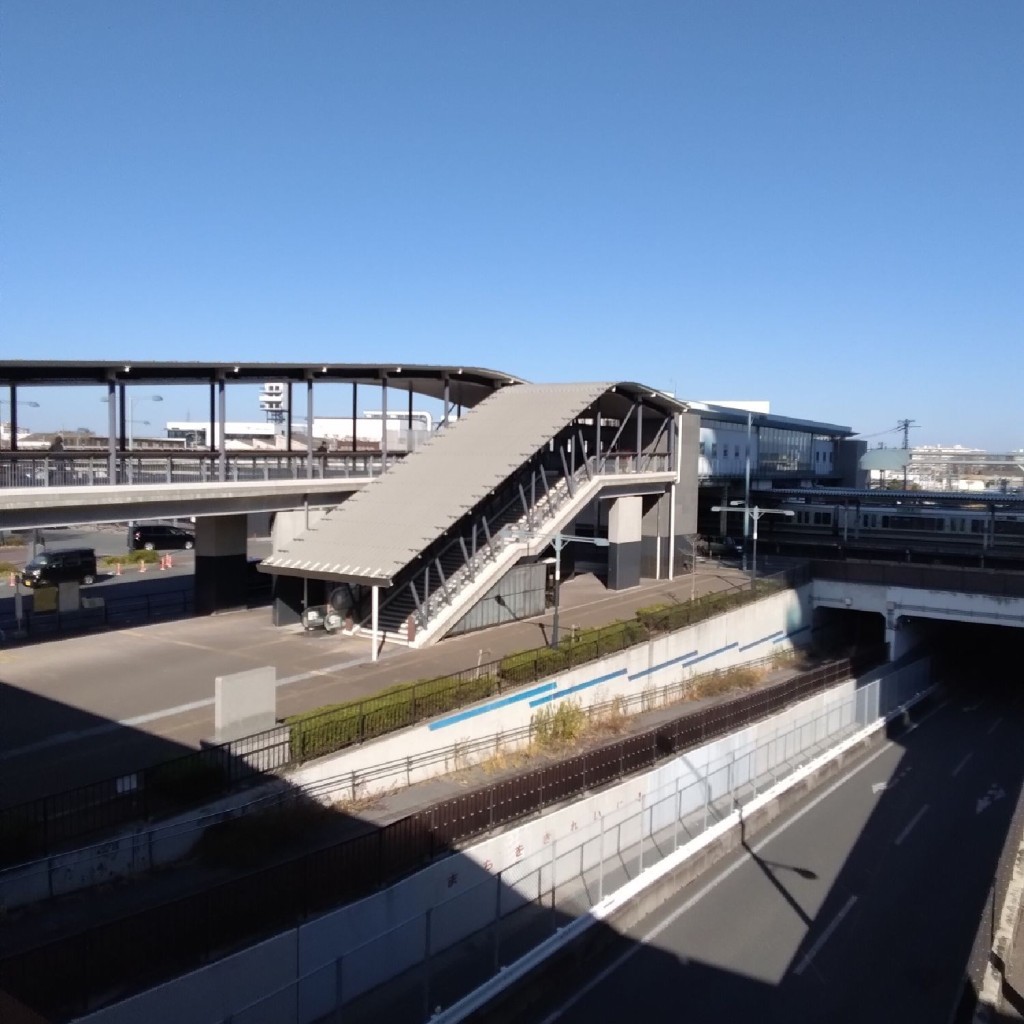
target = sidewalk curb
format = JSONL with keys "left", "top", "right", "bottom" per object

{"left": 974, "top": 833, "right": 1024, "bottom": 1021}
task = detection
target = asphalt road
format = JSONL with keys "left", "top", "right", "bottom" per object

{"left": 523, "top": 681, "right": 1024, "bottom": 1024}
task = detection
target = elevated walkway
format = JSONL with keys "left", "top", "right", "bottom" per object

{"left": 263, "top": 382, "right": 687, "bottom": 648}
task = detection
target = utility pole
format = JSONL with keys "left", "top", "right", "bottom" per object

{"left": 897, "top": 418, "right": 918, "bottom": 489}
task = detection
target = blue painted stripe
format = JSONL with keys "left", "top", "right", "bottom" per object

{"left": 528, "top": 668, "right": 629, "bottom": 708}
{"left": 680, "top": 642, "right": 740, "bottom": 668}
{"left": 628, "top": 649, "right": 699, "bottom": 682}
{"left": 428, "top": 681, "right": 558, "bottom": 730}
{"left": 738, "top": 630, "right": 783, "bottom": 653}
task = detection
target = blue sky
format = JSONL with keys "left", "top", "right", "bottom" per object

{"left": 2, "top": 1, "right": 1021, "bottom": 448}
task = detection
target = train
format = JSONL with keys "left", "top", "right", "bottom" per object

{"left": 759, "top": 495, "right": 1024, "bottom": 559}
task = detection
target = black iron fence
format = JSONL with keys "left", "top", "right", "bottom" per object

{"left": 0, "top": 653, "right": 880, "bottom": 1020}
{"left": 0, "top": 566, "right": 811, "bottom": 867}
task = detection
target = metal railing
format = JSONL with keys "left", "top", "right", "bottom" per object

{"left": 0, "top": 655, "right": 887, "bottom": 1020}
{"left": 0, "top": 450, "right": 402, "bottom": 489}
{"left": 811, "top": 558, "right": 1024, "bottom": 598}
{"left": 0, "top": 566, "right": 810, "bottom": 866}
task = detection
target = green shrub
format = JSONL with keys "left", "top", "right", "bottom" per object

{"left": 286, "top": 672, "right": 500, "bottom": 762}
{"left": 102, "top": 549, "right": 160, "bottom": 566}
{"left": 0, "top": 560, "right": 19, "bottom": 575}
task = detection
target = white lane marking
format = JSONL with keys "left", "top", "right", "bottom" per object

{"left": 793, "top": 895, "right": 859, "bottom": 977}
{"left": 536, "top": 720, "right": 935, "bottom": 1024}
{"left": 987, "top": 717, "right": 1004, "bottom": 736}
{"left": 0, "top": 657, "right": 379, "bottom": 761}
{"left": 894, "top": 805, "right": 929, "bottom": 846}
{"left": 951, "top": 753, "right": 973, "bottom": 778}
{"left": 537, "top": 700, "right": 955, "bottom": 1021}
{"left": 0, "top": 697, "right": 216, "bottom": 761}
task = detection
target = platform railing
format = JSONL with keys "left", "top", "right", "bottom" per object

{"left": 0, "top": 450, "right": 405, "bottom": 488}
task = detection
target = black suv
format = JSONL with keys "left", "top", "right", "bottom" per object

{"left": 21, "top": 548, "right": 98, "bottom": 588}
{"left": 130, "top": 524, "right": 195, "bottom": 551}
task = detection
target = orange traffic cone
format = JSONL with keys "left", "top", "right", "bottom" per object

{"left": 166, "top": 553, "right": 174, "bottom": 569}
{"left": 139, "top": 559, "right": 147, "bottom": 573}
{"left": 159, "top": 555, "right": 167, "bottom": 570}
{"left": 7, "top": 572, "right": 14, "bottom": 588}
{"left": 115, "top": 562, "right": 122, "bottom": 576}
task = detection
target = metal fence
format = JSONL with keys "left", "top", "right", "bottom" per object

{"left": 0, "top": 586, "right": 195, "bottom": 644}
{"left": 811, "top": 557, "right": 1024, "bottom": 598}
{"left": 0, "top": 655, "right": 884, "bottom": 1020}
{"left": 0, "top": 451, "right": 403, "bottom": 489}
{"left": 0, "top": 567, "right": 809, "bottom": 864}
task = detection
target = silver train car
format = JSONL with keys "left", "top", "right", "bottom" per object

{"left": 765, "top": 497, "right": 1024, "bottom": 556}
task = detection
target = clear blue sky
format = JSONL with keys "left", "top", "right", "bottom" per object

{"left": 3, "top": 1, "right": 1021, "bottom": 449}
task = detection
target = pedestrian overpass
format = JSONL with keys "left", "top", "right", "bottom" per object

{"left": 261, "top": 382, "right": 696, "bottom": 651}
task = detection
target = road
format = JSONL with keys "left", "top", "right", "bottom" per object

{"left": 523, "top": 682, "right": 1024, "bottom": 1024}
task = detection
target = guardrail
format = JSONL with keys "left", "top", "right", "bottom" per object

{"left": 0, "top": 566, "right": 811, "bottom": 866}
{"left": 0, "top": 450, "right": 402, "bottom": 488}
{"left": 810, "top": 558, "right": 1024, "bottom": 598}
{"left": 0, "top": 654, "right": 882, "bottom": 1020}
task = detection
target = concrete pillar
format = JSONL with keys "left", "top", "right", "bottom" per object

{"left": 195, "top": 514, "right": 249, "bottom": 614}
{"left": 608, "top": 495, "right": 643, "bottom": 590}
{"left": 641, "top": 493, "right": 667, "bottom": 579}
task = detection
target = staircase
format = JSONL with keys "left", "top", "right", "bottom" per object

{"left": 357, "top": 456, "right": 638, "bottom": 647}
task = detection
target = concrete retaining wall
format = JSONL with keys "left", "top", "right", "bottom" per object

{"left": 289, "top": 585, "right": 813, "bottom": 796}
{"left": 72, "top": 658, "right": 930, "bottom": 1024}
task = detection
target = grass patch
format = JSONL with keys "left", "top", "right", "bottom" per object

{"left": 0, "top": 561, "right": 19, "bottom": 575}
{"left": 686, "top": 665, "right": 762, "bottom": 701}
{"left": 532, "top": 701, "right": 587, "bottom": 750}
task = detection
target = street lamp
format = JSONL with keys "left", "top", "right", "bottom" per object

{"left": 101, "top": 394, "right": 163, "bottom": 448}
{"left": 0, "top": 399, "right": 40, "bottom": 449}
{"left": 711, "top": 501, "right": 794, "bottom": 589}
{"left": 548, "top": 533, "right": 610, "bottom": 647}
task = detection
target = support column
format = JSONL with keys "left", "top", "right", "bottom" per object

{"left": 306, "top": 376, "right": 314, "bottom": 479}
{"left": 195, "top": 514, "right": 249, "bottom": 614}
{"left": 217, "top": 376, "right": 227, "bottom": 482}
{"left": 107, "top": 379, "right": 118, "bottom": 482}
{"left": 442, "top": 376, "right": 450, "bottom": 429}
{"left": 608, "top": 495, "right": 643, "bottom": 590}
{"left": 351, "top": 383, "right": 358, "bottom": 453}
{"left": 118, "top": 383, "right": 127, "bottom": 454}
{"left": 285, "top": 382, "right": 293, "bottom": 452}
{"left": 380, "top": 376, "right": 388, "bottom": 470}
{"left": 371, "top": 585, "right": 380, "bottom": 662}
{"left": 8, "top": 385, "right": 17, "bottom": 451}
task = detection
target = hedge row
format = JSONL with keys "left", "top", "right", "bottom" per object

{"left": 284, "top": 575, "right": 788, "bottom": 766}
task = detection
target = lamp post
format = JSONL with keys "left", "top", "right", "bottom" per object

{"left": 710, "top": 502, "right": 794, "bottom": 589}
{"left": 101, "top": 394, "right": 163, "bottom": 448}
{"left": 0, "top": 399, "right": 40, "bottom": 449}
{"left": 549, "top": 533, "right": 610, "bottom": 647}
